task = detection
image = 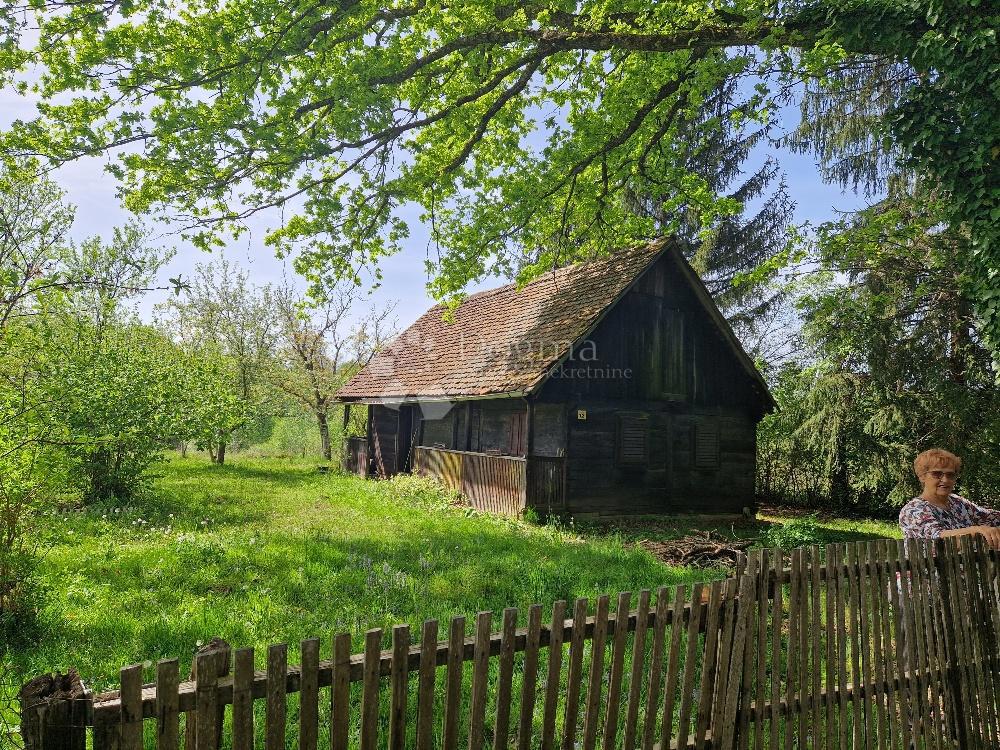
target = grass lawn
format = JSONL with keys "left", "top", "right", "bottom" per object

{"left": 1, "top": 455, "right": 901, "bottom": 742}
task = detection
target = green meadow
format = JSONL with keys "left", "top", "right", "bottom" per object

{"left": 1, "top": 456, "right": 899, "bottom": 744}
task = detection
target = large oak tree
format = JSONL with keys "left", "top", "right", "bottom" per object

{"left": 2, "top": 0, "right": 996, "bottom": 352}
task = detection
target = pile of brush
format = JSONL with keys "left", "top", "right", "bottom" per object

{"left": 639, "top": 529, "right": 754, "bottom": 568}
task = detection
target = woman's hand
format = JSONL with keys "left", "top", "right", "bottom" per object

{"left": 972, "top": 525, "right": 1000, "bottom": 549}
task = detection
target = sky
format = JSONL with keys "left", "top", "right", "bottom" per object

{"left": 1, "top": 80, "right": 872, "bottom": 334}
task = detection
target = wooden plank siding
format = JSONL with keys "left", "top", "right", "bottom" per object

{"left": 47, "top": 540, "right": 1000, "bottom": 750}
{"left": 413, "top": 446, "right": 565, "bottom": 516}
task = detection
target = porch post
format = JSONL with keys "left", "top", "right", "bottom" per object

{"left": 342, "top": 402, "right": 350, "bottom": 431}
{"left": 464, "top": 402, "right": 473, "bottom": 450}
{"left": 523, "top": 399, "right": 535, "bottom": 512}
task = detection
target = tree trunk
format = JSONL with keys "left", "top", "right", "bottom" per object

{"left": 216, "top": 441, "right": 226, "bottom": 465}
{"left": 208, "top": 444, "right": 217, "bottom": 463}
{"left": 318, "top": 412, "right": 332, "bottom": 461}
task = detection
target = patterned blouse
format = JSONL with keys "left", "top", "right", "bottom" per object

{"left": 898, "top": 494, "right": 1000, "bottom": 539}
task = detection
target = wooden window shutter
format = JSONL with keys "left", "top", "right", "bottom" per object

{"left": 694, "top": 419, "right": 720, "bottom": 468}
{"left": 617, "top": 413, "right": 648, "bottom": 467}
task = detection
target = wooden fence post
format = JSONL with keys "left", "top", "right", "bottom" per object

{"left": 184, "top": 637, "right": 231, "bottom": 750}
{"left": 19, "top": 669, "right": 91, "bottom": 750}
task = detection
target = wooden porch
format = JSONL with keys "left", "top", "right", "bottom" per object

{"left": 413, "top": 446, "right": 566, "bottom": 516}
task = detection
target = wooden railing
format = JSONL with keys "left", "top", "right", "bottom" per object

{"left": 344, "top": 436, "right": 369, "bottom": 477}
{"left": 413, "top": 446, "right": 528, "bottom": 516}
{"left": 20, "top": 538, "right": 1000, "bottom": 750}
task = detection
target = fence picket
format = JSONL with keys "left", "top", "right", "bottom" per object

{"left": 693, "top": 580, "right": 723, "bottom": 749}
{"left": 469, "top": 611, "right": 492, "bottom": 750}
{"left": 621, "top": 590, "right": 651, "bottom": 750}
{"left": 331, "top": 633, "right": 351, "bottom": 750}
{"left": 771, "top": 550, "right": 784, "bottom": 750}
{"left": 196, "top": 653, "right": 221, "bottom": 750}
{"left": 417, "top": 620, "right": 439, "bottom": 750}
{"left": 517, "top": 605, "right": 543, "bottom": 750}
{"left": 300, "top": 638, "right": 320, "bottom": 750}
{"left": 560, "top": 598, "right": 589, "bottom": 750}
{"left": 156, "top": 659, "right": 180, "bottom": 750}
{"left": 493, "top": 608, "right": 518, "bottom": 750}
{"left": 639, "top": 588, "right": 670, "bottom": 750}
{"left": 231, "top": 649, "right": 254, "bottom": 750}
{"left": 885, "top": 542, "right": 914, "bottom": 750}
{"left": 808, "top": 546, "right": 822, "bottom": 750}
{"left": 737, "top": 551, "right": 763, "bottom": 750}
{"left": 970, "top": 537, "right": 1000, "bottom": 747}
{"left": 785, "top": 548, "right": 799, "bottom": 750}
{"left": 443, "top": 616, "right": 466, "bottom": 750}
{"left": 601, "top": 593, "right": 631, "bottom": 750}
{"left": 360, "top": 630, "right": 381, "bottom": 750}
{"left": 265, "top": 644, "right": 288, "bottom": 750}
{"left": 905, "top": 542, "right": 934, "bottom": 750}
{"left": 541, "top": 600, "right": 567, "bottom": 750}
{"left": 389, "top": 625, "right": 410, "bottom": 750}
{"left": 752, "top": 549, "right": 771, "bottom": 750}
{"left": 955, "top": 537, "right": 990, "bottom": 750}
{"left": 581, "top": 595, "right": 609, "bottom": 750}
{"left": 675, "top": 583, "right": 705, "bottom": 750}
{"left": 120, "top": 665, "right": 143, "bottom": 750}
{"left": 659, "top": 586, "right": 686, "bottom": 750}
{"left": 719, "top": 574, "right": 757, "bottom": 750}
{"left": 845, "top": 544, "right": 865, "bottom": 750}
{"left": 868, "top": 542, "right": 888, "bottom": 749}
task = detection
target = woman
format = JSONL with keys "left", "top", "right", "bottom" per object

{"left": 898, "top": 448, "right": 1000, "bottom": 548}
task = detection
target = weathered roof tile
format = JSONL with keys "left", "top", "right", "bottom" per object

{"left": 336, "top": 240, "right": 667, "bottom": 400}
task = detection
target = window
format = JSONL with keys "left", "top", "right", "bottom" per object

{"left": 617, "top": 413, "right": 648, "bottom": 467}
{"left": 694, "top": 419, "right": 720, "bottom": 468}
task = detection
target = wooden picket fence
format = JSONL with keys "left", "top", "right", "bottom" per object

{"left": 19, "top": 537, "right": 1000, "bottom": 749}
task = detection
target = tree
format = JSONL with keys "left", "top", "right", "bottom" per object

{"left": 40, "top": 320, "right": 194, "bottom": 501}
{"left": 4, "top": 0, "right": 997, "bottom": 352}
{"left": 159, "top": 258, "right": 278, "bottom": 464}
{"left": 270, "top": 281, "right": 395, "bottom": 461}
{"left": 759, "top": 181, "right": 1000, "bottom": 511}
{"left": 0, "top": 161, "right": 175, "bottom": 633}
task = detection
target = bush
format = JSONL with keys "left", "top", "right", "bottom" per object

{"left": 761, "top": 515, "right": 825, "bottom": 549}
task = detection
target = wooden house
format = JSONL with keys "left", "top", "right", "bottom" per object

{"left": 336, "top": 238, "right": 774, "bottom": 517}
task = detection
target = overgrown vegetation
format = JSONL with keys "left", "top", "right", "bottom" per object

{"left": 757, "top": 182, "right": 1000, "bottom": 514}
{"left": 0, "top": 161, "right": 394, "bottom": 645}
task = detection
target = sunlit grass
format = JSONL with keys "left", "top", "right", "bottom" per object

{"left": 2, "top": 454, "right": 901, "bottom": 745}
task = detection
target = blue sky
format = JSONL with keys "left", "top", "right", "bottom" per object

{"left": 1, "top": 84, "right": 871, "bottom": 332}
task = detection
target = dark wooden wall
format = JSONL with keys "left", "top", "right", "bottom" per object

{"left": 370, "top": 404, "right": 400, "bottom": 476}
{"left": 536, "top": 251, "right": 764, "bottom": 516}
{"left": 418, "top": 400, "right": 551, "bottom": 457}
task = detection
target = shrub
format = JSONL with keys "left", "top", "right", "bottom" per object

{"left": 761, "top": 515, "right": 825, "bottom": 549}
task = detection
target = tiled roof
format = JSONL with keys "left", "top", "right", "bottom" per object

{"left": 336, "top": 240, "right": 669, "bottom": 400}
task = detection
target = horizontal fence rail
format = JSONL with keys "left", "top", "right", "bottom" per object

{"left": 20, "top": 538, "right": 1000, "bottom": 750}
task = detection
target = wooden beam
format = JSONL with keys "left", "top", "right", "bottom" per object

{"left": 524, "top": 400, "right": 535, "bottom": 459}
{"left": 464, "top": 402, "right": 473, "bottom": 451}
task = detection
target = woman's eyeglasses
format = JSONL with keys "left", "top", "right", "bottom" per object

{"left": 927, "top": 470, "right": 958, "bottom": 480}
